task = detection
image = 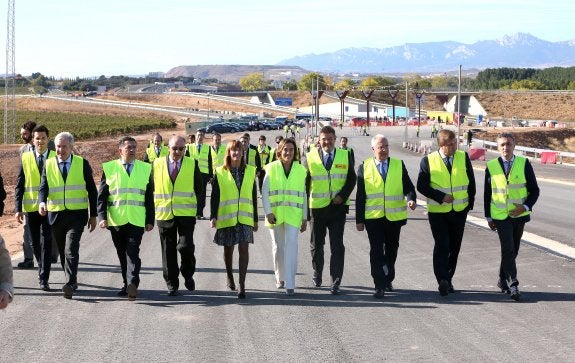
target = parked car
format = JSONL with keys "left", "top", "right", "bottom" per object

{"left": 260, "top": 120, "right": 282, "bottom": 130}
{"left": 205, "top": 123, "right": 240, "bottom": 134}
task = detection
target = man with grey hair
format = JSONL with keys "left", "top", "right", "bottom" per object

{"left": 356, "top": 134, "right": 416, "bottom": 298}
{"left": 39, "top": 132, "right": 98, "bottom": 299}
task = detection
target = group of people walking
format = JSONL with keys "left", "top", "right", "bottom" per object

{"left": 8, "top": 122, "right": 539, "bottom": 304}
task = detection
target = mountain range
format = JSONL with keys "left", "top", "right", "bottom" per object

{"left": 277, "top": 33, "right": 575, "bottom": 74}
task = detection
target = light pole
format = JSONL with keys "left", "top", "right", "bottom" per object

{"left": 413, "top": 83, "right": 425, "bottom": 138}
{"left": 388, "top": 87, "right": 399, "bottom": 125}
{"left": 336, "top": 89, "right": 349, "bottom": 130}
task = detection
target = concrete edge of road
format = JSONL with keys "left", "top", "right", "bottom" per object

{"left": 416, "top": 199, "right": 575, "bottom": 261}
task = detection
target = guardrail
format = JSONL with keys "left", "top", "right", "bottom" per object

{"left": 473, "top": 139, "right": 575, "bottom": 164}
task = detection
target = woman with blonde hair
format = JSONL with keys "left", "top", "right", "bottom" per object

{"left": 210, "top": 140, "right": 258, "bottom": 299}
{"left": 262, "top": 138, "right": 307, "bottom": 295}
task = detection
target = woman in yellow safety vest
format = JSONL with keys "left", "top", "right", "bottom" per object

{"left": 262, "top": 138, "right": 307, "bottom": 296}
{"left": 210, "top": 140, "right": 258, "bottom": 299}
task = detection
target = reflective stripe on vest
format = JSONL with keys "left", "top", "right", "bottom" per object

{"left": 363, "top": 157, "right": 407, "bottom": 221}
{"left": 103, "top": 159, "right": 151, "bottom": 227}
{"left": 264, "top": 160, "right": 307, "bottom": 228}
{"left": 426, "top": 150, "right": 470, "bottom": 213}
{"left": 215, "top": 165, "right": 256, "bottom": 229}
{"left": 21, "top": 150, "right": 56, "bottom": 212}
{"left": 306, "top": 149, "right": 350, "bottom": 209}
{"left": 487, "top": 156, "right": 530, "bottom": 220}
{"left": 46, "top": 156, "right": 88, "bottom": 211}
{"left": 153, "top": 156, "right": 197, "bottom": 220}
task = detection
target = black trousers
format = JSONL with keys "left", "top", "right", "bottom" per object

{"left": 51, "top": 216, "right": 85, "bottom": 285}
{"left": 428, "top": 211, "right": 468, "bottom": 284}
{"left": 157, "top": 217, "right": 196, "bottom": 291}
{"left": 197, "top": 173, "right": 210, "bottom": 216}
{"left": 493, "top": 218, "right": 525, "bottom": 285}
{"left": 365, "top": 218, "right": 403, "bottom": 289}
{"left": 26, "top": 211, "right": 53, "bottom": 283}
{"left": 109, "top": 224, "right": 145, "bottom": 288}
{"left": 310, "top": 203, "right": 347, "bottom": 284}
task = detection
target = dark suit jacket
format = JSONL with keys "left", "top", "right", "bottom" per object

{"left": 305, "top": 148, "right": 357, "bottom": 217}
{"left": 416, "top": 151, "right": 476, "bottom": 213}
{"left": 355, "top": 158, "right": 416, "bottom": 225}
{"left": 96, "top": 160, "right": 156, "bottom": 227}
{"left": 38, "top": 155, "right": 98, "bottom": 226}
{"left": 483, "top": 156, "right": 539, "bottom": 223}
{"left": 0, "top": 172, "right": 5, "bottom": 216}
{"left": 185, "top": 144, "right": 214, "bottom": 177}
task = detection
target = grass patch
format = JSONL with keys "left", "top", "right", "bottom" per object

{"left": 0, "top": 110, "right": 176, "bottom": 141}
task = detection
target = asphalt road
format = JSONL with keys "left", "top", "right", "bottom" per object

{"left": 2, "top": 126, "right": 575, "bottom": 362}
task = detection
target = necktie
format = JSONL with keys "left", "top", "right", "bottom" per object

{"left": 156, "top": 149, "right": 160, "bottom": 157}
{"left": 444, "top": 157, "right": 452, "bottom": 173}
{"left": 379, "top": 162, "right": 386, "bottom": 180}
{"left": 504, "top": 160, "right": 512, "bottom": 177}
{"left": 124, "top": 163, "right": 131, "bottom": 176}
{"left": 325, "top": 153, "right": 333, "bottom": 170}
{"left": 171, "top": 161, "right": 179, "bottom": 182}
{"left": 61, "top": 161, "right": 68, "bottom": 181}
{"left": 37, "top": 154, "right": 44, "bottom": 172}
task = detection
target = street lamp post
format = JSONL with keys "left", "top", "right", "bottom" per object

{"left": 388, "top": 87, "right": 399, "bottom": 125}
{"left": 414, "top": 83, "right": 424, "bottom": 138}
{"left": 336, "top": 90, "right": 349, "bottom": 130}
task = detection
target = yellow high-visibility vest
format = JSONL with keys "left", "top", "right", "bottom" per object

{"left": 146, "top": 145, "right": 169, "bottom": 162}
{"left": 21, "top": 150, "right": 56, "bottom": 212}
{"left": 215, "top": 165, "right": 256, "bottom": 229}
{"left": 264, "top": 160, "right": 306, "bottom": 228}
{"left": 306, "top": 149, "right": 349, "bottom": 209}
{"left": 46, "top": 156, "right": 88, "bottom": 211}
{"left": 153, "top": 156, "right": 197, "bottom": 220}
{"left": 426, "top": 150, "right": 469, "bottom": 213}
{"left": 487, "top": 156, "right": 529, "bottom": 220}
{"left": 258, "top": 145, "right": 272, "bottom": 167}
{"left": 102, "top": 159, "right": 151, "bottom": 227}
{"left": 211, "top": 144, "right": 226, "bottom": 169}
{"left": 188, "top": 143, "right": 210, "bottom": 174}
{"left": 363, "top": 157, "right": 407, "bottom": 221}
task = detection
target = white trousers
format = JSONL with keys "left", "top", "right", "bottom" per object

{"left": 269, "top": 224, "right": 299, "bottom": 289}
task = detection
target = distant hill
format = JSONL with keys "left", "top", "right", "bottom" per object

{"left": 277, "top": 33, "right": 575, "bottom": 74}
{"left": 165, "top": 65, "right": 308, "bottom": 82}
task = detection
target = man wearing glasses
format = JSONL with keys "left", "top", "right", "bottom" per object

{"left": 98, "top": 136, "right": 155, "bottom": 301}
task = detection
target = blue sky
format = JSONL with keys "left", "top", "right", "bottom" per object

{"left": 5, "top": 0, "right": 575, "bottom": 78}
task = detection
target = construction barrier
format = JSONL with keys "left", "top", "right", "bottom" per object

{"left": 469, "top": 148, "right": 486, "bottom": 161}
{"left": 540, "top": 151, "right": 558, "bottom": 164}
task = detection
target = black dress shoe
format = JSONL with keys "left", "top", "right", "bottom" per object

{"left": 185, "top": 278, "right": 195, "bottom": 291}
{"left": 330, "top": 283, "right": 340, "bottom": 295}
{"left": 168, "top": 290, "right": 179, "bottom": 296}
{"left": 39, "top": 282, "right": 51, "bottom": 291}
{"left": 373, "top": 289, "right": 385, "bottom": 299}
{"left": 51, "top": 256, "right": 59, "bottom": 264}
{"left": 497, "top": 280, "right": 510, "bottom": 294}
{"left": 127, "top": 283, "right": 138, "bottom": 301}
{"left": 117, "top": 286, "right": 128, "bottom": 297}
{"left": 62, "top": 284, "right": 74, "bottom": 299}
{"left": 227, "top": 277, "right": 236, "bottom": 291}
{"left": 312, "top": 277, "right": 322, "bottom": 287}
{"left": 385, "top": 282, "right": 394, "bottom": 292}
{"left": 448, "top": 282, "right": 455, "bottom": 293}
{"left": 237, "top": 291, "right": 246, "bottom": 299}
{"left": 17, "top": 259, "right": 34, "bottom": 269}
{"left": 438, "top": 280, "right": 449, "bottom": 296}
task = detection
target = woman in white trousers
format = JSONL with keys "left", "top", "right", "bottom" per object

{"left": 262, "top": 138, "right": 307, "bottom": 295}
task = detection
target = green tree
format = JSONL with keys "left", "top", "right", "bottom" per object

{"left": 567, "top": 81, "right": 575, "bottom": 90}
{"left": 510, "top": 79, "right": 546, "bottom": 90}
{"left": 297, "top": 73, "right": 326, "bottom": 91}
{"left": 334, "top": 78, "right": 356, "bottom": 90}
{"left": 282, "top": 80, "right": 298, "bottom": 91}
{"left": 239, "top": 73, "right": 265, "bottom": 91}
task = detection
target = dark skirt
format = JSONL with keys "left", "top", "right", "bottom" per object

{"left": 213, "top": 224, "right": 254, "bottom": 246}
